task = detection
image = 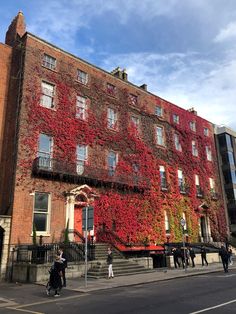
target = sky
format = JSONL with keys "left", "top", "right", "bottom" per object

{"left": 1, "top": 0, "right": 236, "bottom": 129}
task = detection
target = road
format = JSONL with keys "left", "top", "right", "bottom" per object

{"left": 1, "top": 270, "right": 236, "bottom": 313}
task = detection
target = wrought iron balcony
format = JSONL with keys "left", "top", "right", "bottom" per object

{"left": 210, "top": 190, "right": 219, "bottom": 200}
{"left": 32, "top": 157, "right": 149, "bottom": 192}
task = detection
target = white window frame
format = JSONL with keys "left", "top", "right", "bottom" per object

{"left": 77, "top": 69, "right": 88, "bottom": 85}
{"left": 107, "top": 107, "right": 117, "bottom": 130}
{"left": 178, "top": 169, "right": 185, "bottom": 192}
{"left": 38, "top": 134, "right": 53, "bottom": 169}
{"left": 174, "top": 133, "right": 182, "bottom": 151}
{"left": 41, "top": 81, "right": 55, "bottom": 109}
{"left": 42, "top": 54, "right": 56, "bottom": 70}
{"left": 173, "top": 114, "right": 179, "bottom": 124}
{"left": 160, "top": 165, "right": 167, "bottom": 189}
{"left": 76, "top": 145, "right": 88, "bottom": 174}
{"left": 206, "top": 146, "right": 212, "bottom": 161}
{"left": 108, "top": 151, "right": 118, "bottom": 176}
{"left": 33, "top": 192, "right": 51, "bottom": 235}
{"left": 76, "top": 96, "right": 87, "bottom": 120}
{"left": 156, "top": 126, "right": 165, "bottom": 146}
{"left": 155, "top": 106, "right": 163, "bottom": 117}
{"left": 182, "top": 212, "right": 187, "bottom": 231}
{"left": 209, "top": 177, "right": 215, "bottom": 191}
{"left": 131, "top": 116, "right": 140, "bottom": 132}
{"left": 192, "top": 140, "right": 198, "bottom": 157}
{"left": 190, "top": 121, "right": 196, "bottom": 132}
{"left": 164, "top": 210, "right": 170, "bottom": 233}
{"left": 204, "top": 128, "right": 209, "bottom": 136}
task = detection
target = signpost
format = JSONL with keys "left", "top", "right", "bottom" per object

{"left": 180, "top": 218, "right": 187, "bottom": 272}
{"left": 82, "top": 206, "right": 94, "bottom": 288}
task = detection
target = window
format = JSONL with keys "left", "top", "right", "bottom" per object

{"left": 164, "top": 210, "right": 170, "bottom": 233}
{"left": 107, "top": 83, "right": 116, "bottom": 95}
{"left": 178, "top": 169, "right": 185, "bottom": 193}
{"left": 204, "top": 128, "right": 209, "bottom": 136}
{"left": 76, "top": 96, "right": 87, "bottom": 120}
{"left": 38, "top": 134, "right": 53, "bottom": 169}
{"left": 77, "top": 69, "right": 88, "bottom": 85}
{"left": 173, "top": 114, "right": 179, "bottom": 124}
{"left": 155, "top": 106, "right": 163, "bottom": 117}
{"left": 174, "top": 133, "right": 182, "bottom": 151}
{"left": 33, "top": 192, "right": 50, "bottom": 232}
{"left": 107, "top": 108, "right": 117, "bottom": 130}
{"left": 209, "top": 177, "right": 215, "bottom": 192}
{"left": 190, "top": 121, "right": 196, "bottom": 132}
{"left": 195, "top": 174, "right": 203, "bottom": 196}
{"left": 206, "top": 146, "right": 212, "bottom": 161}
{"left": 42, "top": 54, "right": 56, "bottom": 70}
{"left": 76, "top": 145, "right": 88, "bottom": 174}
{"left": 129, "top": 94, "right": 138, "bottom": 106}
{"left": 228, "top": 152, "right": 235, "bottom": 166}
{"left": 160, "top": 166, "right": 167, "bottom": 189}
{"left": 156, "top": 126, "right": 165, "bottom": 146}
{"left": 108, "top": 151, "right": 118, "bottom": 176}
{"left": 192, "top": 140, "right": 198, "bottom": 157}
{"left": 182, "top": 212, "right": 187, "bottom": 231}
{"left": 41, "top": 81, "right": 55, "bottom": 108}
{"left": 131, "top": 116, "right": 140, "bottom": 132}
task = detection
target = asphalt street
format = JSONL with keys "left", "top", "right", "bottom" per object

{"left": 1, "top": 270, "right": 236, "bottom": 313}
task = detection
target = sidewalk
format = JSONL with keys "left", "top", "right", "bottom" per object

{"left": 62, "top": 262, "right": 236, "bottom": 293}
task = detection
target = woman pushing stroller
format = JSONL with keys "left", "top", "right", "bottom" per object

{"left": 46, "top": 254, "right": 63, "bottom": 297}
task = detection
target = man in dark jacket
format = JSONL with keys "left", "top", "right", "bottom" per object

{"left": 189, "top": 247, "right": 196, "bottom": 267}
{"left": 58, "top": 247, "right": 67, "bottom": 287}
{"left": 200, "top": 246, "right": 208, "bottom": 266}
{"left": 219, "top": 245, "right": 229, "bottom": 273}
{"left": 172, "top": 247, "right": 180, "bottom": 268}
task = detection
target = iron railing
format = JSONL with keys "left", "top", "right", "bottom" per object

{"left": 33, "top": 157, "right": 149, "bottom": 191}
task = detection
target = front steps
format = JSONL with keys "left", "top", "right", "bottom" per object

{"left": 86, "top": 258, "right": 153, "bottom": 279}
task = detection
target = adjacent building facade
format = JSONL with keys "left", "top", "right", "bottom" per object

{"left": 0, "top": 12, "right": 229, "bottom": 276}
{"left": 215, "top": 126, "right": 236, "bottom": 239}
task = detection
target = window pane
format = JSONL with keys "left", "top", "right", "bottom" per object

{"left": 33, "top": 213, "right": 47, "bottom": 231}
{"left": 35, "top": 193, "right": 49, "bottom": 212}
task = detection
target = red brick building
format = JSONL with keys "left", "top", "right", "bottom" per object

{"left": 0, "top": 12, "right": 228, "bottom": 258}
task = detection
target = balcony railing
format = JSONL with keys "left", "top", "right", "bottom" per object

{"left": 33, "top": 157, "right": 149, "bottom": 192}
{"left": 210, "top": 190, "right": 219, "bottom": 200}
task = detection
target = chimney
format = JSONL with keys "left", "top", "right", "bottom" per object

{"left": 111, "top": 67, "right": 128, "bottom": 81}
{"left": 140, "top": 84, "right": 147, "bottom": 91}
{"left": 188, "top": 107, "right": 197, "bottom": 115}
{"left": 5, "top": 11, "right": 26, "bottom": 47}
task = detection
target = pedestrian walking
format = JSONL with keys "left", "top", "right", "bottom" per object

{"left": 46, "top": 255, "right": 63, "bottom": 297}
{"left": 200, "top": 246, "right": 208, "bottom": 266}
{"left": 58, "top": 247, "right": 67, "bottom": 287}
{"left": 189, "top": 247, "right": 196, "bottom": 267}
{"left": 107, "top": 247, "right": 114, "bottom": 279}
{"left": 219, "top": 245, "right": 229, "bottom": 273}
{"left": 172, "top": 247, "right": 180, "bottom": 268}
{"left": 228, "top": 247, "right": 233, "bottom": 265}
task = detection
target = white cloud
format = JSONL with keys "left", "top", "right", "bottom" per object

{"left": 214, "top": 22, "right": 236, "bottom": 42}
{"left": 100, "top": 51, "right": 236, "bottom": 129}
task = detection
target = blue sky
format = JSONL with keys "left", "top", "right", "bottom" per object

{"left": 1, "top": 0, "right": 236, "bottom": 129}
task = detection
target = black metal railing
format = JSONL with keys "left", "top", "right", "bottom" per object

{"left": 196, "top": 186, "right": 204, "bottom": 198}
{"left": 179, "top": 183, "right": 190, "bottom": 194}
{"left": 33, "top": 157, "right": 150, "bottom": 192}
{"left": 10, "top": 242, "right": 95, "bottom": 264}
{"left": 210, "top": 190, "right": 219, "bottom": 200}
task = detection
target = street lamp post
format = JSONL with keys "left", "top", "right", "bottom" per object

{"left": 180, "top": 218, "right": 187, "bottom": 272}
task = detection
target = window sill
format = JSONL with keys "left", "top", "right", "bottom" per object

{"left": 42, "top": 65, "right": 57, "bottom": 73}
{"left": 31, "top": 232, "right": 51, "bottom": 237}
{"left": 75, "top": 80, "right": 90, "bottom": 88}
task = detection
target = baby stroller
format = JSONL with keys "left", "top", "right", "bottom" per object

{"left": 46, "top": 258, "right": 63, "bottom": 297}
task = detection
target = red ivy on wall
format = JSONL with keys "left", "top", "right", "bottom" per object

{"left": 17, "top": 64, "right": 227, "bottom": 244}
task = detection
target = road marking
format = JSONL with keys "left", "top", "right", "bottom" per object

{"left": 189, "top": 299, "right": 236, "bottom": 313}
{"left": 6, "top": 294, "right": 88, "bottom": 312}
{"left": 6, "top": 307, "right": 43, "bottom": 314}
